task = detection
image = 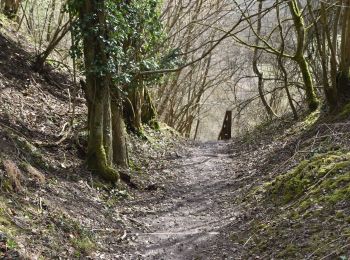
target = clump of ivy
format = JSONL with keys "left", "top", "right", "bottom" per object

{"left": 68, "top": 0, "right": 181, "bottom": 93}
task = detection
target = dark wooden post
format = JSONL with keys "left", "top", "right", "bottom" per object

{"left": 218, "top": 111, "right": 232, "bottom": 140}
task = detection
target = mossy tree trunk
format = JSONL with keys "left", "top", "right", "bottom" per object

{"left": 130, "top": 86, "right": 143, "bottom": 132}
{"left": 86, "top": 82, "right": 119, "bottom": 182}
{"left": 103, "top": 84, "right": 113, "bottom": 164}
{"left": 124, "top": 77, "right": 144, "bottom": 133}
{"left": 111, "top": 93, "right": 128, "bottom": 168}
{"left": 142, "top": 88, "right": 159, "bottom": 129}
{"left": 338, "top": 6, "right": 350, "bottom": 102}
{"left": 1, "top": 0, "right": 20, "bottom": 19}
{"left": 288, "top": 0, "right": 319, "bottom": 111}
{"left": 307, "top": 0, "right": 338, "bottom": 110}
{"left": 79, "top": 0, "right": 121, "bottom": 182}
{"left": 124, "top": 83, "right": 160, "bottom": 133}
{"left": 294, "top": 56, "right": 319, "bottom": 111}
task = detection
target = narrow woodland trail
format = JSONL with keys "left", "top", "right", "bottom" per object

{"left": 117, "top": 141, "right": 261, "bottom": 259}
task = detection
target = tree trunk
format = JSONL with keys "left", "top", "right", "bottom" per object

{"left": 79, "top": 0, "right": 119, "bottom": 182}
{"left": 253, "top": 0, "right": 278, "bottom": 118}
{"left": 294, "top": 56, "right": 319, "bottom": 111}
{"left": 111, "top": 95, "right": 128, "bottom": 167}
{"left": 278, "top": 56, "right": 298, "bottom": 119}
{"left": 1, "top": 0, "right": 20, "bottom": 19}
{"left": 46, "top": 0, "right": 56, "bottom": 41}
{"left": 338, "top": 5, "right": 350, "bottom": 101}
{"left": 289, "top": 0, "right": 319, "bottom": 111}
{"left": 124, "top": 80, "right": 143, "bottom": 133}
{"left": 142, "top": 88, "right": 159, "bottom": 129}
{"left": 308, "top": 0, "right": 338, "bottom": 110}
{"left": 103, "top": 84, "right": 113, "bottom": 164}
{"left": 86, "top": 82, "right": 118, "bottom": 182}
{"left": 277, "top": 0, "right": 297, "bottom": 119}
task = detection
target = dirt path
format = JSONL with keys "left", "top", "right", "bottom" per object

{"left": 116, "top": 141, "right": 259, "bottom": 259}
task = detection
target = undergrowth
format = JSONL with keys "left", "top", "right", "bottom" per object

{"left": 267, "top": 151, "right": 350, "bottom": 206}
{"left": 0, "top": 198, "right": 18, "bottom": 250}
{"left": 237, "top": 109, "right": 350, "bottom": 259}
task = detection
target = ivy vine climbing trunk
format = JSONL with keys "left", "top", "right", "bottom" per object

{"left": 78, "top": 0, "right": 120, "bottom": 182}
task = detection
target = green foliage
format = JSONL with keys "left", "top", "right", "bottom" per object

{"left": 336, "top": 102, "right": 350, "bottom": 120}
{"left": 71, "top": 236, "right": 95, "bottom": 255}
{"left": 0, "top": 199, "right": 18, "bottom": 248}
{"left": 300, "top": 109, "right": 320, "bottom": 129}
{"left": 267, "top": 151, "right": 350, "bottom": 205}
{"left": 277, "top": 244, "right": 298, "bottom": 258}
{"left": 55, "top": 214, "right": 96, "bottom": 255}
{"left": 68, "top": 0, "right": 174, "bottom": 88}
{"left": 6, "top": 238, "right": 17, "bottom": 250}
{"left": 250, "top": 150, "right": 350, "bottom": 258}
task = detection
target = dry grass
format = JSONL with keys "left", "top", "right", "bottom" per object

{"left": 25, "top": 164, "right": 45, "bottom": 184}
{"left": 2, "top": 160, "right": 23, "bottom": 192}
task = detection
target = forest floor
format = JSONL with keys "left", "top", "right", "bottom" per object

{"left": 98, "top": 112, "right": 350, "bottom": 259}
{"left": 117, "top": 140, "right": 246, "bottom": 259}
{"left": 0, "top": 15, "right": 350, "bottom": 260}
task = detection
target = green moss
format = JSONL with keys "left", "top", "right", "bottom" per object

{"left": 325, "top": 183, "right": 350, "bottom": 203}
{"left": 6, "top": 238, "right": 17, "bottom": 250}
{"left": 158, "top": 122, "right": 180, "bottom": 137}
{"left": 148, "top": 119, "right": 160, "bottom": 130}
{"left": 0, "top": 13, "right": 13, "bottom": 28}
{"left": 1, "top": 178, "right": 13, "bottom": 192}
{"left": 128, "top": 159, "right": 142, "bottom": 173}
{"left": 335, "top": 210, "right": 346, "bottom": 219}
{"left": 299, "top": 199, "right": 312, "bottom": 211}
{"left": 277, "top": 244, "right": 299, "bottom": 258}
{"left": 4, "top": 129, "right": 49, "bottom": 169}
{"left": 87, "top": 144, "right": 120, "bottom": 183}
{"left": 336, "top": 102, "right": 350, "bottom": 120}
{"left": 290, "top": 210, "right": 301, "bottom": 220}
{"left": 243, "top": 149, "right": 350, "bottom": 258}
{"left": 71, "top": 236, "right": 95, "bottom": 255}
{"left": 0, "top": 198, "right": 18, "bottom": 249}
{"left": 267, "top": 151, "right": 350, "bottom": 205}
{"left": 299, "top": 109, "right": 321, "bottom": 130}
{"left": 54, "top": 213, "right": 96, "bottom": 255}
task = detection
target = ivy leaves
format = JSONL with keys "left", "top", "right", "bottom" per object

{"left": 69, "top": 0, "right": 165, "bottom": 86}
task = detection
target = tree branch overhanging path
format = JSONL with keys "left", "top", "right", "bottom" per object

{"left": 139, "top": 0, "right": 281, "bottom": 76}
